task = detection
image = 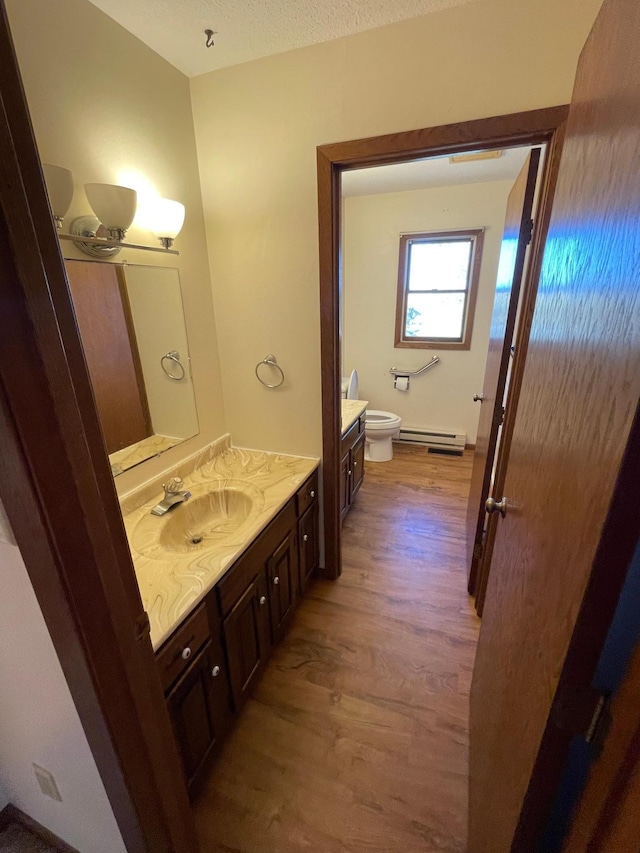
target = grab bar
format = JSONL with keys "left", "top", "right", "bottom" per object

{"left": 389, "top": 356, "right": 440, "bottom": 378}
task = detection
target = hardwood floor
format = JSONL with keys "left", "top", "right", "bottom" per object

{"left": 194, "top": 444, "right": 480, "bottom": 852}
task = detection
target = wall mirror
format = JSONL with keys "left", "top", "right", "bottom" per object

{"left": 63, "top": 259, "right": 199, "bottom": 476}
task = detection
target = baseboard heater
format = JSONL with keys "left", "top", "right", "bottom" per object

{"left": 397, "top": 427, "right": 466, "bottom": 455}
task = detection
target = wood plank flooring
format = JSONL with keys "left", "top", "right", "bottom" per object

{"left": 194, "top": 444, "right": 480, "bottom": 852}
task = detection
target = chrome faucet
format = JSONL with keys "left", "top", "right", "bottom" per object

{"left": 150, "top": 477, "right": 191, "bottom": 516}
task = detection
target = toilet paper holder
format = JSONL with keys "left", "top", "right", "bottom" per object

{"left": 389, "top": 356, "right": 440, "bottom": 390}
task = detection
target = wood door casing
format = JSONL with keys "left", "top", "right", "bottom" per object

{"left": 64, "top": 259, "right": 152, "bottom": 454}
{"left": 465, "top": 149, "right": 540, "bottom": 595}
{"left": 318, "top": 109, "right": 569, "bottom": 581}
{"left": 469, "top": 0, "right": 640, "bottom": 848}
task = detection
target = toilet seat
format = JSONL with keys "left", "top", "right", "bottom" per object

{"left": 365, "top": 410, "right": 401, "bottom": 430}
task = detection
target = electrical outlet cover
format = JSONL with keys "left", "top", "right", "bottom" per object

{"left": 33, "top": 764, "right": 62, "bottom": 802}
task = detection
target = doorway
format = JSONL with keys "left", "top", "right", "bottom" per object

{"left": 318, "top": 107, "right": 567, "bottom": 592}
{"left": 339, "top": 144, "right": 542, "bottom": 505}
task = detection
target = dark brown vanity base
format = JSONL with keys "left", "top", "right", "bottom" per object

{"left": 155, "top": 469, "right": 320, "bottom": 797}
{"left": 340, "top": 415, "right": 366, "bottom": 520}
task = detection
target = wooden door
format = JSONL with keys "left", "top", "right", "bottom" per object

{"left": 469, "top": 0, "right": 640, "bottom": 848}
{"left": 298, "top": 502, "right": 319, "bottom": 594}
{"left": 267, "top": 530, "right": 298, "bottom": 643}
{"left": 350, "top": 432, "right": 366, "bottom": 500}
{"left": 64, "top": 259, "right": 151, "bottom": 453}
{"left": 466, "top": 150, "right": 540, "bottom": 595}
{"left": 223, "top": 573, "right": 271, "bottom": 709}
{"left": 340, "top": 451, "right": 351, "bottom": 520}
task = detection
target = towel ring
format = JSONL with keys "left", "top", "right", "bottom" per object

{"left": 161, "top": 350, "right": 186, "bottom": 381}
{"left": 255, "top": 354, "right": 285, "bottom": 388}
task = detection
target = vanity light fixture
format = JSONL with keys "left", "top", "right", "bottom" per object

{"left": 150, "top": 198, "right": 186, "bottom": 249}
{"left": 48, "top": 171, "right": 182, "bottom": 256}
{"left": 85, "top": 183, "right": 137, "bottom": 241}
{"left": 42, "top": 164, "right": 74, "bottom": 230}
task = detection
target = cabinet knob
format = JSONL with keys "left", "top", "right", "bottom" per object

{"left": 303, "top": 534, "right": 309, "bottom": 542}
{"left": 181, "top": 647, "right": 191, "bottom": 661}
{"left": 211, "top": 665, "right": 220, "bottom": 678}
{"left": 310, "top": 490, "right": 316, "bottom": 498}
{"left": 348, "top": 470, "right": 352, "bottom": 476}
{"left": 259, "top": 595, "right": 267, "bottom": 605}
{"left": 473, "top": 393, "right": 485, "bottom": 402}
{"left": 354, "top": 461, "right": 358, "bottom": 467}
{"left": 273, "top": 576, "right": 280, "bottom": 585}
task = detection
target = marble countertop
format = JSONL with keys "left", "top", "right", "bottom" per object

{"left": 341, "top": 399, "right": 368, "bottom": 436}
{"left": 120, "top": 435, "right": 319, "bottom": 650}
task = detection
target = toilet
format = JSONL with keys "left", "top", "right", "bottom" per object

{"left": 342, "top": 369, "right": 401, "bottom": 461}
{"left": 364, "top": 411, "right": 402, "bottom": 462}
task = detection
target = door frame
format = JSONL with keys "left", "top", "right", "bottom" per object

{"left": 317, "top": 106, "right": 569, "bottom": 579}
{"left": 0, "top": 5, "right": 196, "bottom": 851}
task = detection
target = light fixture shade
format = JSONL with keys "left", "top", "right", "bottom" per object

{"left": 150, "top": 198, "right": 186, "bottom": 243}
{"left": 85, "top": 183, "right": 137, "bottom": 236}
{"left": 42, "top": 164, "right": 74, "bottom": 228}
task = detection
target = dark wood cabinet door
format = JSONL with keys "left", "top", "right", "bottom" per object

{"left": 167, "top": 641, "right": 227, "bottom": 793}
{"left": 223, "top": 573, "right": 270, "bottom": 709}
{"left": 350, "top": 432, "right": 365, "bottom": 501}
{"left": 298, "top": 502, "right": 319, "bottom": 594}
{"left": 266, "top": 530, "right": 298, "bottom": 643}
{"left": 340, "top": 451, "right": 351, "bottom": 520}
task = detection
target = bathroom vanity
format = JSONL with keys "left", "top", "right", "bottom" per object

{"left": 120, "top": 438, "right": 319, "bottom": 795}
{"left": 340, "top": 399, "right": 368, "bottom": 520}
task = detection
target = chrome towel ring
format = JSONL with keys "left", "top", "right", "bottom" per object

{"left": 255, "top": 354, "right": 285, "bottom": 388}
{"left": 161, "top": 350, "right": 186, "bottom": 381}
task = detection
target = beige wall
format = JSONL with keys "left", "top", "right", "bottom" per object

{"left": 191, "top": 0, "right": 602, "bottom": 456}
{"left": 0, "top": 532, "right": 126, "bottom": 853}
{"left": 124, "top": 265, "right": 199, "bottom": 440}
{"left": 6, "top": 0, "right": 227, "bottom": 496}
{"left": 343, "top": 180, "right": 513, "bottom": 443}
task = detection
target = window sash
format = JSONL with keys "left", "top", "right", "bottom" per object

{"left": 395, "top": 229, "right": 484, "bottom": 350}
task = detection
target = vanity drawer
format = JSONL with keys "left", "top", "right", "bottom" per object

{"left": 156, "top": 603, "right": 211, "bottom": 694}
{"left": 341, "top": 421, "right": 359, "bottom": 457}
{"left": 296, "top": 470, "right": 319, "bottom": 518}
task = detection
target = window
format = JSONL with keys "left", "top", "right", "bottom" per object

{"left": 395, "top": 229, "right": 484, "bottom": 350}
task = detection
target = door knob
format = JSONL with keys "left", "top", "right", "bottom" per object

{"left": 485, "top": 496, "right": 508, "bottom": 518}
{"left": 473, "top": 393, "right": 485, "bottom": 402}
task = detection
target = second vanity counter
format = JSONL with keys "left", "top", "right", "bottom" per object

{"left": 341, "top": 399, "right": 368, "bottom": 436}
{"left": 120, "top": 436, "right": 319, "bottom": 650}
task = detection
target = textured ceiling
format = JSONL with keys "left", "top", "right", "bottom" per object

{"left": 86, "top": 0, "right": 476, "bottom": 77}
{"left": 342, "top": 147, "right": 533, "bottom": 197}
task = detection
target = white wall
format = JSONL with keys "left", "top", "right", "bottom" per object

{"left": 0, "top": 531, "right": 126, "bottom": 853}
{"left": 5, "top": 0, "right": 227, "bottom": 496}
{"left": 190, "top": 0, "right": 602, "bottom": 457}
{"left": 343, "top": 180, "right": 513, "bottom": 443}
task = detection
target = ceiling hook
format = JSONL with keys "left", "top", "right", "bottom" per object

{"left": 204, "top": 29, "right": 217, "bottom": 48}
